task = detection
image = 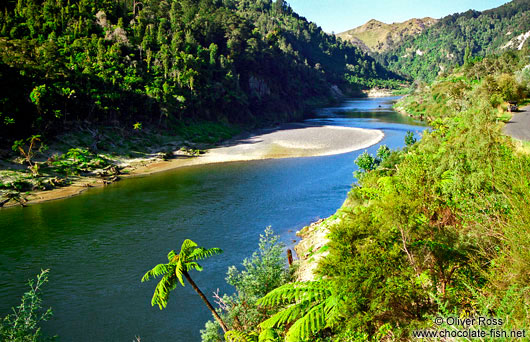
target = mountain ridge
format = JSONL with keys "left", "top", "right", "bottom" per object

{"left": 337, "top": 17, "right": 438, "bottom": 53}
{"left": 377, "top": 0, "right": 530, "bottom": 80}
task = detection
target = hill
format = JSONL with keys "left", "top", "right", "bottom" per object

{"left": 0, "top": 0, "right": 401, "bottom": 148}
{"left": 378, "top": 0, "right": 530, "bottom": 81}
{"left": 336, "top": 17, "right": 438, "bottom": 53}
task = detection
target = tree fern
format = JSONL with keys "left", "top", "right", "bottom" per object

{"left": 257, "top": 280, "right": 342, "bottom": 342}
{"left": 142, "top": 239, "right": 228, "bottom": 332}
{"left": 258, "top": 328, "right": 278, "bottom": 342}
{"left": 224, "top": 329, "right": 278, "bottom": 342}
{"left": 257, "top": 281, "right": 331, "bottom": 307}
{"left": 225, "top": 330, "right": 258, "bottom": 342}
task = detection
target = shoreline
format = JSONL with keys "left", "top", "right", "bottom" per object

{"left": 3, "top": 123, "right": 384, "bottom": 208}
{"left": 291, "top": 99, "right": 413, "bottom": 282}
{"left": 363, "top": 88, "right": 396, "bottom": 98}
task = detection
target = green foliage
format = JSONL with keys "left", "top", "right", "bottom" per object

{"left": 425, "top": 284, "right": 530, "bottom": 340}
{"left": 318, "top": 50, "right": 530, "bottom": 339}
{"left": 354, "top": 151, "right": 376, "bottom": 173}
{"left": 404, "top": 131, "right": 417, "bottom": 147}
{"left": 177, "top": 122, "right": 241, "bottom": 144}
{"left": 397, "top": 50, "right": 530, "bottom": 122}
{"left": 516, "top": 65, "right": 530, "bottom": 91}
{"left": 201, "top": 228, "right": 290, "bottom": 342}
{"left": 12, "top": 135, "right": 48, "bottom": 176}
{"left": 354, "top": 144, "right": 392, "bottom": 177}
{"left": 226, "top": 227, "right": 291, "bottom": 299}
{"left": 0, "top": 269, "right": 54, "bottom": 342}
{"left": 379, "top": 0, "right": 530, "bottom": 81}
{"left": 256, "top": 280, "right": 342, "bottom": 342}
{"left": 142, "top": 239, "right": 222, "bottom": 309}
{"left": 0, "top": 0, "right": 400, "bottom": 148}
{"left": 48, "top": 148, "right": 110, "bottom": 175}
{"left": 375, "top": 144, "right": 390, "bottom": 161}
{"left": 224, "top": 330, "right": 259, "bottom": 342}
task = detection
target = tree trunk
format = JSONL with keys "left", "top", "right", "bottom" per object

{"left": 183, "top": 270, "right": 229, "bottom": 333}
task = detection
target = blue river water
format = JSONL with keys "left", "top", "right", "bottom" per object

{"left": 0, "top": 97, "right": 425, "bottom": 341}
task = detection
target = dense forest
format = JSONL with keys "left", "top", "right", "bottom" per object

{"left": 0, "top": 0, "right": 400, "bottom": 148}
{"left": 377, "top": 0, "right": 530, "bottom": 81}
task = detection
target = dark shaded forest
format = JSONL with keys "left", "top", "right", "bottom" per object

{"left": 0, "top": 0, "right": 401, "bottom": 147}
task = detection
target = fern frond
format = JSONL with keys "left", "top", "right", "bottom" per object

{"left": 141, "top": 263, "right": 172, "bottom": 282}
{"left": 285, "top": 301, "right": 326, "bottom": 342}
{"left": 322, "top": 294, "right": 344, "bottom": 328}
{"left": 225, "top": 330, "right": 258, "bottom": 342}
{"left": 257, "top": 281, "right": 331, "bottom": 307}
{"left": 179, "top": 239, "right": 198, "bottom": 258}
{"left": 151, "top": 273, "right": 176, "bottom": 309}
{"left": 188, "top": 247, "right": 223, "bottom": 261}
{"left": 259, "top": 300, "right": 312, "bottom": 330}
{"left": 175, "top": 257, "right": 185, "bottom": 286}
{"left": 186, "top": 261, "right": 203, "bottom": 272}
{"left": 142, "top": 239, "right": 223, "bottom": 312}
{"left": 258, "top": 328, "right": 278, "bottom": 342}
{"left": 167, "top": 250, "right": 178, "bottom": 262}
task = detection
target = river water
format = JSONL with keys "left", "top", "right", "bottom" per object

{"left": 0, "top": 97, "right": 425, "bottom": 341}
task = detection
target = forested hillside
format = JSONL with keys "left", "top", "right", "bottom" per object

{"left": 0, "top": 0, "right": 400, "bottom": 147}
{"left": 378, "top": 0, "right": 530, "bottom": 81}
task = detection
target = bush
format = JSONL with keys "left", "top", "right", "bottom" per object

{"left": 321, "top": 52, "right": 530, "bottom": 338}
{"left": 0, "top": 269, "right": 54, "bottom": 342}
{"left": 516, "top": 65, "right": 530, "bottom": 92}
{"left": 200, "top": 227, "right": 291, "bottom": 341}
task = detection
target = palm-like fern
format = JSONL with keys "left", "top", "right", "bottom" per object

{"left": 225, "top": 328, "right": 277, "bottom": 342}
{"left": 256, "top": 280, "right": 343, "bottom": 342}
{"left": 225, "top": 330, "right": 258, "bottom": 342}
{"left": 142, "top": 239, "right": 228, "bottom": 332}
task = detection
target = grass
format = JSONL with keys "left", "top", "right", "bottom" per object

{"left": 497, "top": 112, "right": 512, "bottom": 123}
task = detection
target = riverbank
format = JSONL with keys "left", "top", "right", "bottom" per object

{"left": 292, "top": 106, "right": 530, "bottom": 284}
{"left": 363, "top": 88, "right": 396, "bottom": 98}
{"left": 1, "top": 123, "right": 383, "bottom": 208}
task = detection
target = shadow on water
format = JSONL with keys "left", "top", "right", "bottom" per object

{"left": 0, "top": 97, "right": 426, "bottom": 342}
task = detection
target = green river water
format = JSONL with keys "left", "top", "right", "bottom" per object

{"left": 0, "top": 97, "right": 425, "bottom": 341}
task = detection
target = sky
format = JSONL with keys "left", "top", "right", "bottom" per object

{"left": 286, "top": 0, "right": 510, "bottom": 33}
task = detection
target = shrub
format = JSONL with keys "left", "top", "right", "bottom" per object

{"left": 0, "top": 269, "right": 54, "bottom": 342}
{"left": 200, "top": 227, "right": 291, "bottom": 342}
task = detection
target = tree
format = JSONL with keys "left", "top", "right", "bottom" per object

{"left": 463, "top": 44, "right": 471, "bottom": 67}
{"left": 405, "top": 131, "right": 417, "bottom": 147}
{"left": 273, "top": 0, "right": 285, "bottom": 13}
{"left": 142, "top": 239, "right": 229, "bottom": 333}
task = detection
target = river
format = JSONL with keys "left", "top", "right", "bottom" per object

{"left": 0, "top": 97, "right": 425, "bottom": 341}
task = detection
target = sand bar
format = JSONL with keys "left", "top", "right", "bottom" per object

{"left": 14, "top": 124, "right": 383, "bottom": 206}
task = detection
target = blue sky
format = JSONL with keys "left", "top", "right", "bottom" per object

{"left": 286, "top": 0, "right": 510, "bottom": 33}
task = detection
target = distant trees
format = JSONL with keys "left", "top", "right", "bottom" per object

{"left": 0, "top": 0, "right": 400, "bottom": 147}
{"left": 379, "top": 0, "right": 530, "bottom": 81}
